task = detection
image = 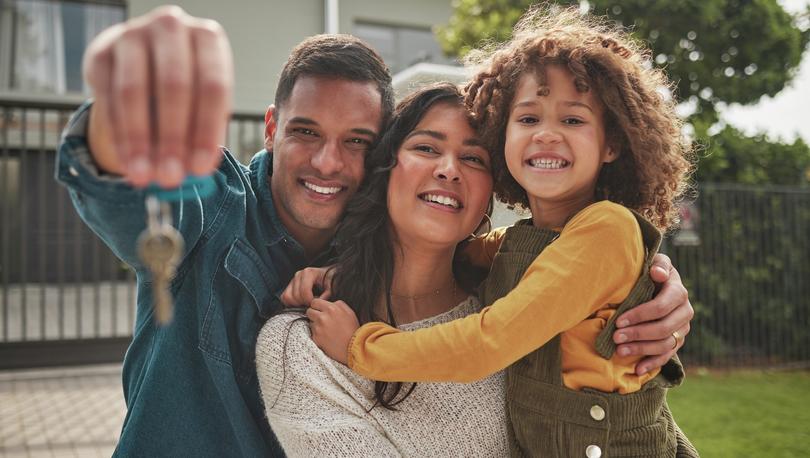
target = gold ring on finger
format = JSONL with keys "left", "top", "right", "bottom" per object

{"left": 671, "top": 330, "right": 682, "bottom": 349}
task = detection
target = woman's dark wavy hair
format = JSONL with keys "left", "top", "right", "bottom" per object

{"left": 329, "top": 82, "right": 490, "bottom": 410}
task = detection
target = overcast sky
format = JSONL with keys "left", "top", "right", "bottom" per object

{"left": 720, "top": 0, "right": 810, "bottom": 143}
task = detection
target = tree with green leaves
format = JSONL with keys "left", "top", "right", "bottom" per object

{"left": 437, "top": 0, "right": 810, "bottom": 185}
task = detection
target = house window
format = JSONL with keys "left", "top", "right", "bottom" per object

{"left": 353, "top": 21, "right": 455, "bottom": 74}
{"left": 0, "top": 0, "right": 126, "bottom": 95}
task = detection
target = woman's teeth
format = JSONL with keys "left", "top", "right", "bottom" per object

{"left": 529, "top": 158, "right": 569, "bottom": 169}
{"left": 421, "top": 194, "right": 460, "bottom": 209}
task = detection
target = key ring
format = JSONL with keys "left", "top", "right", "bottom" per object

{"left": 146, "top": 175, "right": 216, "bottom": 202}
{"left": 145, "top": 194, "right": 174, "bottom": 229}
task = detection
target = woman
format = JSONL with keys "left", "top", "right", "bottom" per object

{"left": 255, "top": 84, "right": 511, "bottom": 456}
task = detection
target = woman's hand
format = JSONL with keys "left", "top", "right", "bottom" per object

{"left": 614, "top": 253, "right": 693, "bottom": 375}
{"left": 307, "top": 299, "right": 359, "bottom": 365}
{"left": 280, "top": 267, "right": 334, "bottom": 306}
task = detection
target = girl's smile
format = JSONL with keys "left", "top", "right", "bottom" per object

{"left": 504, "top": 65, "right": 617, "bottom": 228}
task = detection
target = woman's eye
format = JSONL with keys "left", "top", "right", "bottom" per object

{"left": 415, "top": 145, "right": 436, "bottom": 154}
{"left": 462, "top": 154, "right": 490, "bottom": 169}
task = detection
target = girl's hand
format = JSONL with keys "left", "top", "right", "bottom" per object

{"left": 306, "top": 298, "right": 359, "bottom": 365}
{"left": 280, "top": 267, "right": 334, "bottom": 306}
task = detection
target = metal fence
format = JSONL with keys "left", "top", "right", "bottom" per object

{"left": 667, "top": 183, "right": 810, "bottom": 368}
{"left": 0, "top": 98, "right": 265, "bottom": 368}
{"left": 1, "top": 97, "right": 809, "bottom": 370}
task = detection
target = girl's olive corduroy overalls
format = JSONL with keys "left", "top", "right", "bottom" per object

{"left": 480, "top": 214, "right": 699, "bottom": 458}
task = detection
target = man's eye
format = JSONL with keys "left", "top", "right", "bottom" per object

{"left": 293, "top": 128, "right": 317, "bottom": 136}
{"left": 348, "top": 138, "right": 371, "bottom": 146}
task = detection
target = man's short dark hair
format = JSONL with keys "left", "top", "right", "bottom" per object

{"left": 275, "top": 34, "right": 394, "bottom": 126}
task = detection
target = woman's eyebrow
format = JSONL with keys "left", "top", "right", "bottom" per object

{"left": 405, "top": 129, "right": 446, "bottom": 141}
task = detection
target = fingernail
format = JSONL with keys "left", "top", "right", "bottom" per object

{"left": 159, "top": 157, "right": 184, "bottom": 186}
{"left": 192, "top": 150, "right": 211, "bottom": 173}
{"left": 618, "top": 347, "right": 630, "bottom": 356}
{"left": 616, "top": 333, "right": 628, "bottom": 343}
{"left": 617, "top": 319, "right": 629, "bottom": 328}
{"left": 129, "top": 157, "right": 151, "bottom": 184}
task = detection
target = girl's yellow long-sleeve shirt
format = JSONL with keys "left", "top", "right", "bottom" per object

{"left": 347, "top": 201, "right": 659, "bottom": 393}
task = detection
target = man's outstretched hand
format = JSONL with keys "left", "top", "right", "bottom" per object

{"left": 83, "top": 5, "right": 234, "bottom": 188}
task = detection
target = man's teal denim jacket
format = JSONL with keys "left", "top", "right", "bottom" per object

{"left": 56, "top": 103, "right": 310, "bottom": 457}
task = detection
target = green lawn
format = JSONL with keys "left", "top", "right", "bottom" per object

{"left": 668, "top": 369, "right": 810, "bottom": 457}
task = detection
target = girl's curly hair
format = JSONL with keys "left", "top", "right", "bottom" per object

{"left": 464, "top": 4, "right": 694, "bottom": 230}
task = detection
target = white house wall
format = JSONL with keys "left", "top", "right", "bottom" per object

{"left": 128, "top": 0, "right": 454, "bottom": 114}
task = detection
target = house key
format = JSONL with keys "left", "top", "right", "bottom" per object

{"left": 137, "top": 195, "right": 184, "bottom": 325}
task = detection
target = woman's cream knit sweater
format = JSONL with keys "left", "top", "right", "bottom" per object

{"left": 255, "top": 296, "right": 510, "bottom": 457}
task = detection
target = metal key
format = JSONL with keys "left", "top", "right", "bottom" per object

{"left": 137, "top": 195, "right": 184, "bottom": 325}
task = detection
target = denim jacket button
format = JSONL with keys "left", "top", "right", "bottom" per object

{"left": 69, "top": 166, "right": 79, "bottom": 177}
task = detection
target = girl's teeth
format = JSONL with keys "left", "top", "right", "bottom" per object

{"left": 529, "top": 158, "right": 568, "bottom": 169}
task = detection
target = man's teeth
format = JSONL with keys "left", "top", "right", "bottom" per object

{"left": 304, "top": 181, "right": 341, "bottom": 195}
{"left": 529, "top": 158, "right": 569, "bottom": 169}
{"left": 421, "top": 194, "right": 460, "bottom": 209}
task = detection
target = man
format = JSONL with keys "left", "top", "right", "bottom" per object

{"left": 56, "top": 6, "right": 693, "bottom": 457}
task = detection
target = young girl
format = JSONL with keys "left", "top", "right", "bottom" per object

{"left": 301, "top": 6, "right": 697, "bottom": 457}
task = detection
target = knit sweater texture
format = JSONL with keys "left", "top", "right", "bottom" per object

{"left": 255, "top": 296, "right": 511, "bottom": 457}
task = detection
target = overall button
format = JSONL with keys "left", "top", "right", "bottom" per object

{"left": 590, "top": 404, "right": 605, "bottom": 421}
{"left": 586, "top": 444, "right": 602, "bottom": 458}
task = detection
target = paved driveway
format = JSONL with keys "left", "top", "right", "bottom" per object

{"left": 0, "top": 364, "right": 125, "bottom": 458}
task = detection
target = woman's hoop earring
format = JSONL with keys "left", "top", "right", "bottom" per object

{"left": 481, "top": 212, "right": 492, "bottom": 233}
{"left": 470, "top": 212, "right": 493, "bottom": 239}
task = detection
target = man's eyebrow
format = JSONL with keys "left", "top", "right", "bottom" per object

{"left": 405, "top": 129, "right": 447, "bottom": 141}
{"left": 287, "top": 117, "right": 377, "bottom": 138}
{"left": 286, "top": 116, "right": 318, "bottom": 125}
{"left": 351, "top": 128, "right": 378, "bottom": 138}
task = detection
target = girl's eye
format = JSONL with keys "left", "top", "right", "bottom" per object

{"left": 562, "top": 117, "right": 584, "bottom": 125}
{"left": 517, "top": 116, "right": 539, "bottom": 125}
